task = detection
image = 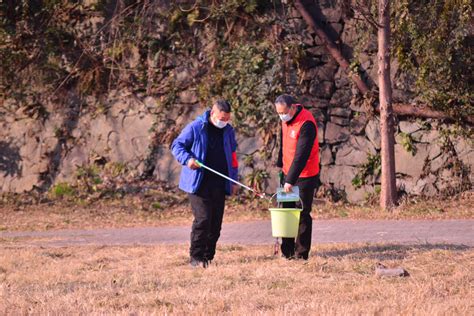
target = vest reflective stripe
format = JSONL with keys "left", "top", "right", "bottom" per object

{"left": 282, "top": 106, "right": 319, "bottom": 178}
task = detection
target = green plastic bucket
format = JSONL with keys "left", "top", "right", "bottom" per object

{"left": 268, "top": 208, "right": 302, "bottom": 238}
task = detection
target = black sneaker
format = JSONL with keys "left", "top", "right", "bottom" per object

{"left": 281, "top": 254, "right": 295, "bottom": 260}
{"left": 190, "top": 257, "right": 208, "bottom": 268}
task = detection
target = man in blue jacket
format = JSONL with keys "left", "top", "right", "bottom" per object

{"left": 171, "top": 100, "right": 239, "bottom": 268}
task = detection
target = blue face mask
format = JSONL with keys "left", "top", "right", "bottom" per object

{"left": 211, "top": 112, "right": 228, "bottom": 129}
{"left": 279, "top": 113, "right": 293, "bottom": 122}
{"left": 213, "top": 118, "right": 228, "bottom": 129}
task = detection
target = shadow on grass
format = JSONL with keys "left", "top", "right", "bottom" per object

{"left": 315, "top": 243, "right": 472, "bottom": 261}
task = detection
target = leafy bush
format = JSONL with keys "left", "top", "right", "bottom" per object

{"left": 352, "top": 153, "right": 381, "bottom": 189}
{"left": 399, "top": 132, "right": 417, "bottom": 155}
{"left": 198, "top": 42, "right": 283, "bottom": 136}
{"left": 392, "top": 0, "right": 473, "bottom": 117}
{"left": 50, "top": 182, "right": 75, "bottom": 199}
{"left": 76, "top": 165, "right": 102, "bottom": 193}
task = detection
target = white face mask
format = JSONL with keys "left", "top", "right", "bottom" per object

{"left": 279, "top": 113, "right": 292, "bottom": 122}
{"left": 212, "top": 117, "right": 228, "bottom": 129}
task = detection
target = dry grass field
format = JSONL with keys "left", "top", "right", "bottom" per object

{"left": 1, "top": 192, "right": 472, "bottom": 314}
{"left": 1, "top": 243, "right": 472, "bottom": 314}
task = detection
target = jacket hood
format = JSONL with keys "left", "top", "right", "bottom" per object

{"left": 197, "top": 109, "right": 211, "bottom": 123}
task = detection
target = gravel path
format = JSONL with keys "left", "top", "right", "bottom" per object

{"left": 1, "top": 219, "right": 473, "bottom": 247}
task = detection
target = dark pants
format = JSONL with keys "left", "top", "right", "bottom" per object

{"left": 188, "top": 186, "right": 225, "bottom": 261}
{"left": 281, "top": 175, "right": 320, "bottom": 260}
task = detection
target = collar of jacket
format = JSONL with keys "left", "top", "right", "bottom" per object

{"left": 285, "top": 104, "right": 303, "bottom": 125}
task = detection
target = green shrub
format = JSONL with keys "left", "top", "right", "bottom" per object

{"left": 352, "top": 153, "right": 382, "bottom": 189}
{"left": 50, "top": 182, "right": 75, "bottom": 199}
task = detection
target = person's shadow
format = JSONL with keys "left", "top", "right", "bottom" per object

{"left": 0, "top": 141, "right": 22, "bottom": 177}
{"left": 316, "top": 243, "right": 471, "bottom": 260}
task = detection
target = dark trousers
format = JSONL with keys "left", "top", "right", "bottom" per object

{"left": 281, "top": 175, "right": 320, "bottom": 259}
{"left": 188, "top": 186, "right": 225, "bottom": 261}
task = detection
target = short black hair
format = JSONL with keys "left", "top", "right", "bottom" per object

{"left": 213, "top": 99, "right": 231, "bottom": 113}
{"left": 275, "top": 94, "right": 295, "bottom": 107}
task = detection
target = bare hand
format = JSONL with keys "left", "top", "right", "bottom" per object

{"left": 187, "top": 158, "right": 200, "bottom": 170}
{"left": 231, "top": 185, "right": 239, "bottom": 195}
{"left": 283, "top": 182, "right": 293, "bottom": 193}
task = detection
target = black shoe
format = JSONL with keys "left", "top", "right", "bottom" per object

{"left": 281, "top": 254, "right": 295, "bottom": 260}
{"left": 190, "top": 257, "right": 208, "bottom": 268}
{"left": 295, "top": 254, "right": 309, "bottom": 261}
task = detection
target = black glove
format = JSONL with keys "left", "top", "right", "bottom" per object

{"left": 279, "top": 170, "right": 285, "bottom": 187}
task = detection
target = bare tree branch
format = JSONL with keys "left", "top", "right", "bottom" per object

{"left": 294, "top": 0, "right": 371, "bottom": 95}
{"left": 353, "top": 0, "right": 382, "bottom": 29}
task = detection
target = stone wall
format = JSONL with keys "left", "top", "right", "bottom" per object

{"left": 0, "top": 0, "right": 472, "bottom": 202}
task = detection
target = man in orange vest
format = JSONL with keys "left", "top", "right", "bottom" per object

{"left": 275, "top": 94, "right": 320, "bottom": 260}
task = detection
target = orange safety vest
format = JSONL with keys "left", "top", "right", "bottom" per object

{"left": 282, "top": 106, "right": 319, "bottom": 178}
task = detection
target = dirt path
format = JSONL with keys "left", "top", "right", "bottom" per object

{"left": 1, "top": 219, "right": 473, "bottom": 247}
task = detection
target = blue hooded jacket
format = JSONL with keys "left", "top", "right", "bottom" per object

{"left": 171, "top": 110, "right": 239, "bottom": 195}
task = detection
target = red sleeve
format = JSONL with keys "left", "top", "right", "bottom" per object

{"left": 232, "top": 152, "right": 239, "bottom": 168}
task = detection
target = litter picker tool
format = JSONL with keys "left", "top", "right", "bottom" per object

{"left": 195, "top": 160, "right": 267, "bottom": 199}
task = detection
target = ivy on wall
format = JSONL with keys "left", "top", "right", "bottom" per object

{"left": 348, "top": 0, "right": 472, "bottom": 119}
{"left": 392, "top": 0, "right": 473, "bottom": 117}
{"left": 167, "top": 0, "right": 289, "bottom": 138}
{"left": 1, "top": 0, "right": 472, "bottom": 123}
{"left": 0, "top": 1, "right": 287, "bottom": 132}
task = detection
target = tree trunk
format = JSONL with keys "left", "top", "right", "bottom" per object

{"left": 377, "top": 0, "right": 397, "bottom": 210}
